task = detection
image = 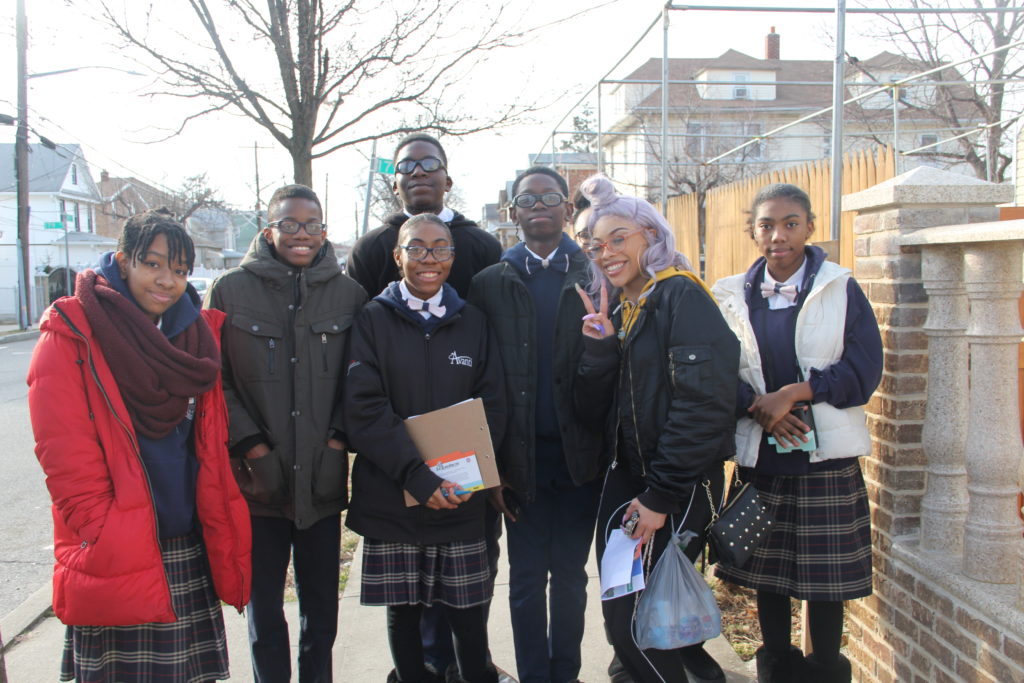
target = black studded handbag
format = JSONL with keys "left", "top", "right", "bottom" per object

{"left": 706, "top": 474, "right": 774, "bottom": 569}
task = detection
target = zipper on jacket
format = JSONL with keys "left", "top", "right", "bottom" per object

{"left": 55, "top": 307, "right": 174, "bottom": 612}
{"left": 321, "top": 333, "right": 328, "bottom": 372}
{"left": 626, "top": 350, "right": 647, "bottom": 477}
{"left": 267, "top": 338, "right": 276, "bottom": 375}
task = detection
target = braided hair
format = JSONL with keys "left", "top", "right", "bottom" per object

{"left": 118, "top": 208, "right": 196, "bottom": 274}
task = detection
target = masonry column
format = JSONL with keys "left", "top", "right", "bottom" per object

{"left": 918, "top": 245, "right": 968, "bottom": 553}
{"left": 962, "top": 239, "right": 1024, "bottom": 584}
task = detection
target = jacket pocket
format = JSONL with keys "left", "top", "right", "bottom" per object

{"left": 668, "top": 345, "right": 713, "bottom": 393}
{"left": 231, "top": 449, "right": 288, "bottom": 506}
{"left": 230, "top": 313, "right": 284, "bottom": 379}
{"left": 312, "top": 444, "right": 349, "bottom": 505}
{"left": 310, "top": 315, "right": 353, "bottom": 376}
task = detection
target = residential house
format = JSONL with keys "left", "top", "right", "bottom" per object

{"left": 0, "top": 143, "right": 107, "bottom": 321}
{"left": 604, "top": 28, "right": 977, "bottom": 199}
{"left": 95, "top": 171, "right": 177, "bottom": 238}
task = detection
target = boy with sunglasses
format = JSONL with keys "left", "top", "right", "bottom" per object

{"left": 468, "top": 167, "right": 605, "bottom": 683}
{"left": 348, "top": 133, "right": 502, "bottom": 298}
{"left": 206, "top": 184, "right": 367, "bottom": 682}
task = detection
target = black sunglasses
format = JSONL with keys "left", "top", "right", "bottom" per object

{"left": 512, "top": 192, "right": 565, "bottom": 209}
{"left": 395, "top": 156, "right": 446, "bottom": 175}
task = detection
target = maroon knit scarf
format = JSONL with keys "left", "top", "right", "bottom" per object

{"left": 76, "top": 270, "right": 220, "bottom": 440}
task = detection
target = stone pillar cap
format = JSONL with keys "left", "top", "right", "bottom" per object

{"left": 843, "top": 166, "right": 1013, "bottom": 212}
{"left": 897, "top": 219, "right": 1024, "bottom": 247}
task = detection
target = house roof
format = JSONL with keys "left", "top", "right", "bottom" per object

{"left": 46, "top": 231, "right": 117, "bottom": 246}
{"left": 615, "top": 50, "right": 976, "bottom": 121}
{"left": 0, "top": 143, "right": 98, "bottom": 196}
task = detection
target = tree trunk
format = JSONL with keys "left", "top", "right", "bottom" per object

{"left": 292, "top": 150, "right": 314, "bottom": 188}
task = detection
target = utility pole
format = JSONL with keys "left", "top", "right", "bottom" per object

{"left": 361, "top": 139, "right": 377, "bottom": 237}
{"left": 254, "top": 141, "right": 263, "bottom": 229}
{"left": 324, "top": 173, "right": 329, "bottom": 225}
{"left": 15, "top": 0, "right": 30, "bottom": 329}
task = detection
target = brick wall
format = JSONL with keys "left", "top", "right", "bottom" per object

{"left": 844, "top": 170, "right": 1021, "bottom": 682}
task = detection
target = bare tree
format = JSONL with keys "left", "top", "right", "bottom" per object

{"left": 171, "top": 173, "right": 226, "bottom": 221}
{"left": 855, "top": 0, "right": 1024, "bottom": 181}
{"left": 91, "top": 0, "right": 538, "bottom": 185}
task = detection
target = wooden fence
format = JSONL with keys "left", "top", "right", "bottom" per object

{"left": 667, "top": 146, "right": 897, "bottom": 285}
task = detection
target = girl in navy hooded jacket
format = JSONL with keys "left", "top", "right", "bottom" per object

{"left": 344, "top": 214, "right": 507, "bottom": 683}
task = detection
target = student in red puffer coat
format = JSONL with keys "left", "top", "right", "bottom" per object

{"left": 27, "top": 209, "right": 251, "bottom": 683}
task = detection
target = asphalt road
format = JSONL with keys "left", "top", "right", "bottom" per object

{"left": 0, "top": 336, "right": 53, "bottom": 621}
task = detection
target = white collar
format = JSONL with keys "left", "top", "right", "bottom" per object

{"left": 763, "top": 258, "right": 807, "bottom": 310}
{"left": 525, "top": 244, "right": 559, "bottom": 261}
{"left": 405, "top": 206, "right": 455, "bottom": 223}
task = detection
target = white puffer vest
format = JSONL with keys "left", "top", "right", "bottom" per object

{"left": 712, "top": 260, "right": 872, "bottom": 466}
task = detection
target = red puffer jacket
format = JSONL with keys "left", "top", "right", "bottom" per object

{"left": 28, "top": 298, "right": 251, "bottom": 626}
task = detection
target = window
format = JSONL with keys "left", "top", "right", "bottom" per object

{"left": 733, "top": 73, "right": 749, "bottom": 100}
{"left": 71, "top": 164, "right": 78, "bottom": 185}
{"left": 74, "top": 202, "right": 81, "bottom": 232}
{"left": 87, "top": 206, "right": 94, "bottom": 233}
{"left": 919, "top": 134, "right": 939, "bottom": 149}
{"left": 745, "top": 123, "right": 763, "bottom": 160}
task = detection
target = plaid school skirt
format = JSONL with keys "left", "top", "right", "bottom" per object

{"left": 360, "top": 537, "right": 491, "bottom": 609}
{"left": 60, "top": 533, "right": 229, "bottom": 683}
{"left": 716, "top": 461, "right": 873, "bottom": 602}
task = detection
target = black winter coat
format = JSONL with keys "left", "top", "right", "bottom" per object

{"left": 343, "top": 284, "right": 507, "bottom": 544}
{"left": 468, "top": 250, "right": 604, "bottom": 500}
{"left": 347, "top": 212, "right": 502, "bottom": 298}
{"left": 576, "top": 274, "right": 739, "bottom": 514}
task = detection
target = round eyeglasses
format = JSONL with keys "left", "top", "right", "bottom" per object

{"left": 400, "top": 245, "right": 455, "bottom": 262}
{"left": 582, "top": 228, "right": 647, "bottom": 260}
{"left": 512, "top": 192, "right": 566, "bottom": 209}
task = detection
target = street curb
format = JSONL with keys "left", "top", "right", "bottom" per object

{"left": 0, "top": 329, "right": 39, "bottom": 344}
{"left": 0, "top": 584, "right": 52, "bottom": 653}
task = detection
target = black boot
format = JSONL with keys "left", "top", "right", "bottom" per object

{"left": 755, "top": 645, "right": 805, "bottom": 682}
{"left": 803, "top": 653, "right": 851, "bottom": 683}
{"left": 608, "top": 653, "right": 634, "bottom": 683}
{"left": 679, "top": 642, "right": 726, "bottom": 682}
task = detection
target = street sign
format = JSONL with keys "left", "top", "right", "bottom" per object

{"left": 374, "top": 157, "right": 395, "bottom": 174}
{"left": 43, "top": 221, "right": 62, "bottom": 229}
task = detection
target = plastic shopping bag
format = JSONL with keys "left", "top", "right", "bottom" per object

{"left": 634, "top": 530, "right": 722, "bottom": 650}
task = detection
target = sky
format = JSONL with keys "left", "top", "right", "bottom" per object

{"left": 1, "top": 0, "right": 902, "bottom": 245}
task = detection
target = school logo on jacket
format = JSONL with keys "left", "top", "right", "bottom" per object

{"left": 448, "top": 351, "right": 473, "bottom": 367}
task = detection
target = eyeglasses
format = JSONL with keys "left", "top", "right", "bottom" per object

{"left": 268, "top": 219, "right": 326, "bottom": 235}
{"left": 582, "top": 228, "right": 647, "bottom": 260}
{"left": 400, "top": 245, "right": 455, "bottom": 262}
{"left": 395, "top": 156, "right": 446, "bottom": 174}
{"left": 512, "top": 192, "right": 566, "bottom": 209}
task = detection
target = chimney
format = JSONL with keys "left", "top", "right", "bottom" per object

{"left": 765, "top": 26, "right": 780, "bottom": 60}
{"left": 100, "top": 170, "right": 109, "bottom": 182}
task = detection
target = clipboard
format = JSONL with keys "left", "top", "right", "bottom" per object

{"left": 402, "top": 398, "right": 501, "bottom": 506}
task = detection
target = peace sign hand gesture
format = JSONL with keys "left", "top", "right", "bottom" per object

{"left": 575, "top": 282, "right": 616, "bottom": 340}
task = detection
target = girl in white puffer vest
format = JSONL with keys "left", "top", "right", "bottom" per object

{"left": 711, "top": 183, "right": 882, "bottom": 683}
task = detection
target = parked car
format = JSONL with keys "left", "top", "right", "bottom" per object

{"left": 189, "top": 277, "right": 213, "bottom": 298}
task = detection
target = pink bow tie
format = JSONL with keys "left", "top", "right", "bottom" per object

{"left": 407, "top": 298, "right": 446, "bottom": 318}
{"left": 761, "top": 281, "right": 798, "bottom": 303}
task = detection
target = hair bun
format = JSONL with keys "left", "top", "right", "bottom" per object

{"left": 580, "top": 174, "right": 618, "bottom": 208}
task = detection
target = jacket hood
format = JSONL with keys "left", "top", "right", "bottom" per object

{"left": 239, "top": 233, "right": 339, "bottom": 285}
{"left": 375, "top": 281, "right": 465, "bottom": 326}
{"left": 501, "top": 233, "right": 581, "bottom": 278}
{"left": 95, "top": 251, "right": 201, "bottom": 339}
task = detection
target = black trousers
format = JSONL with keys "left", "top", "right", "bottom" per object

{"left": 595, "top": 463, "right": 724, "bottom": 683}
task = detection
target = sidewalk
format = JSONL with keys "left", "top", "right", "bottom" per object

{"left": 0, "top": 323, "right": 39, "bottom": 343}
{"left": 3, "top": 536, "right": 755, "bottom": 682}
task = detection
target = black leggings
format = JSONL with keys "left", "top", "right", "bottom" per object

{"left": 596, "top": 464, "right": 724, "bottom": 683}
{"left": 387, "top": 603, "right": 492, "bottom": 683}
{"left": 757, "top": 591, "right": 844, "bottom": 663}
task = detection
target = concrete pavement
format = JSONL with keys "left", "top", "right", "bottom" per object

{"left": 3, "top": 534, "right": 755, "bottom": 682}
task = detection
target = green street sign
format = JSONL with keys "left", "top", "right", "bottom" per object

{"left": 374, "top": 157, "right": 395, "bottom": 174}
{"left": 44, "top": 221, "right": 63, "bottom": 229}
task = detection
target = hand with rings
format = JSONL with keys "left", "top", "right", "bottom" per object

{"left": 575, "top": 282, "right": 616, "bottom": 340}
